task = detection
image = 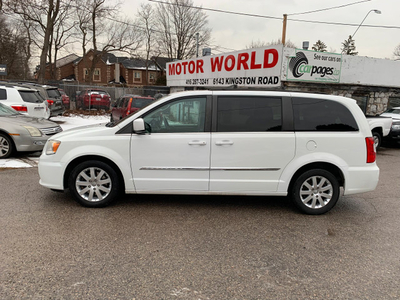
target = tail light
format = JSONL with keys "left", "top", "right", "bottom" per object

{"left": 365, "top": 137, "right": 376, "bottom": 163}
{"left": 11, "top": 105, "right": 28, "bottom": 112}
{"left": 47, "top": 99, "right": 54, "bottom": 106}
{"left": 127, "top": 97, "right": 133, "bottom": 115}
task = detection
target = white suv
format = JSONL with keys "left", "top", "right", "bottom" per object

{"left": 0, "top": 84, "right": 50, "bottom": 119}
{"left": 38, "top": 91, "right": 379, "bottom": 214}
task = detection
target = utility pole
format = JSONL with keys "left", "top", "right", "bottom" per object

{"left": 282, "top": 14, "right": 287, "bottom": 45}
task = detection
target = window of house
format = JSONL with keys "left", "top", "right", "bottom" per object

{"left": 93, "top": 69, "right": 100, "bottom": 81}
{"left": 143, "top": 97, "right": 207, "bottom": 133}
{"left": 149, "top": 73, "right": 155, "bottom": 83}
{"left": 134, "top": 72, "right": 141, "bottom": 82}
{"left": 216, "top": 96, "right": 282, "bottom": 132}
{"left": 292, "top": 98, "right": 359, "bottom": 131}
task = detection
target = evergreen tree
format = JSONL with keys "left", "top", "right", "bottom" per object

{"left": 341, "top": 35, "right": 358, "bottom": 55}
{"left": 312, "top": 40, "right": 327, "bottom": 52}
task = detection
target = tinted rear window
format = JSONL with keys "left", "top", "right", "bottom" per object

{"left": 292, "top": 98, "right": 358, "bottom": 131}
{"left": 46, "top": 88, "right": 61, "bottom": 98}
{"left": 0, "top": 89, "right": 6, "bottom": 100}
{"left": 19, "top": 91, "right": 43, "bottom": 103}
{"left": 217, "top": 96, "right": 282, "bottom": 132}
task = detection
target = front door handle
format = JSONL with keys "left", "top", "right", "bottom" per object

{"left": 188, "top": 140, "right": 207, "bottom": 146}
{"left": 215, "top": 140, "right": 234, "bottom": 146}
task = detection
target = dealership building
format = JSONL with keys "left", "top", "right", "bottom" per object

{"left": 166, "top": 45, "right": 400, "bottom": 115}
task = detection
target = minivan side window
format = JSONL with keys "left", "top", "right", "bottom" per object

{"left": 217, "top": 96, "right": 282, "bottom": 132}
{"left": 292, "top": 98, "right": 359, "bottom": 131}
{"left": 143, "top": 97, "right": 207, "bottom": 133}
{"left": 0, "top": 89, "right": 6, "bottom": 100}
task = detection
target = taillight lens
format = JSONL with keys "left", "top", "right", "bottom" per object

{"left": 366, "top": 137, "right": 376, "bottom": 163}
{"left": 11, "top": 105, "right": 28, "bottom": 112}
{"left": 47, "top": 99, "right": 54, "bottom": 106}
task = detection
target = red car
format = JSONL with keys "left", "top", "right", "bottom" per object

{"left": 58, "top": 89, "right": 70, "bottom": 109}
{"left": 111, "top": 95, "right": 154, "bottom": 121}
{"left": 76, "top": 89, "right": 111, "bottom": 110}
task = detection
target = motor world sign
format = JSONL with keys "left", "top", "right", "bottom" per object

{"left": 167, "top": 45, "right": 283, "bottom": 87}
{"left": 287, "top": 49, "right": 342, "bottom": 83}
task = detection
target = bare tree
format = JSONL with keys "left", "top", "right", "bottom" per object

{"left": 0, "top": 15, "right": 30, "bottom": 79}
{"left": 4, "top": 0, "right": 61, "bottom": 83}
{"left": 76, "top": 0, "right": 142, "bottom": 83}
{"left": 246, "top": 39, "right": 297, "bottom": 49}
{"left": 154, "top": 0, "right": 211, "bottom": 60}
{"left": 137, "top": 3, "right": 158, "bottom": 83}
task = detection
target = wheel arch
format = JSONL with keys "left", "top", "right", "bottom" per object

{"left": 0, "top": 130, "right": 16, "bottom": 153}
{"left": 63, "top": 155, "right": 126, "bottom": 192}
{"left": 288, "top": 162, "right": 345, "bottom": 194}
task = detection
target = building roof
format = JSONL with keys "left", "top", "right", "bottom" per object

{"left": 151, "top": 56, "right": 173, "bottom": 70}
{"left": 121, "top": 57, "right": 160, "bottom": 71}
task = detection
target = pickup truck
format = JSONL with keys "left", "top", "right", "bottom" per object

{"left": 366, "top": 116, "right": 393, "bottom": 149}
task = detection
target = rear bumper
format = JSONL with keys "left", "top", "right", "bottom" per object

{"left": 344, "top": 164, "right": 380, "bottom": 195}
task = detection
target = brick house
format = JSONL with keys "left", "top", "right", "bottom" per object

{"left": 43, "top": 50, "right": 166, "bottom": 86}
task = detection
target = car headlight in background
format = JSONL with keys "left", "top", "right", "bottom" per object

{"left": 392, "top": 123, "right": 400, "bottom": 130}
{"left": 23, "top": 126, "right": 43, "bottom": 137}
{"left": 45, "top": 140, "right": 61, "bottom": 155}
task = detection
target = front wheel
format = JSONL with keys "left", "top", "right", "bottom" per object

{"left": 0, "top": 133, "right": 14, "bottom": 158}
{"left": 68, "top": 160, "right": 120, "bottom": 207}
{"left": 291, "top": 169, "right": 340, "bottom": 215}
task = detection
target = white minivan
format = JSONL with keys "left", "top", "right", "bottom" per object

{"left": 38, "top": 91, "right": 379, "bottom": 214}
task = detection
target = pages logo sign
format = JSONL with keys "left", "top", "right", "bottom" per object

{"left": 287, "top": 50, "right": 342, "bottom": 83}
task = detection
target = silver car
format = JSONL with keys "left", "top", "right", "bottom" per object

{"left": 0, "top": 103, "right": 62, "bottom": 158}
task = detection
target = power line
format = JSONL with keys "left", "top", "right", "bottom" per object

{"left": 288, "top": 0, "right": 371, "bottom": 16}
{"left": 148, "top": 0, "right": 400, "bottom": 30}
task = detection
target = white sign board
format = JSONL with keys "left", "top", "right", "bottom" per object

{"left": 167, "top": 45, "right": 283, "bottom": 87}
{"left": 286, "top": 49, "right": 342, "bottom": 83}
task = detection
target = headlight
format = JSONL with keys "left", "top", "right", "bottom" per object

{"left": 392, "top": 123, "right": 400, "bottom": 130}
{"left": 45, "top": 140, "right": 61, "bottom": 155}
{"left": 23, "top": 126, "right": 43, "bottom": 137}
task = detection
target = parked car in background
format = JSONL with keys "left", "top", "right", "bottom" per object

{"left": 380, "top": 107, "right": 400, "bottom": 120}
{"left": 39, "top": 91, "right": 379, "bottom": 215}
{"left": 0, "top": 84, "right": 50, "bottom": 119}
{"left": 366, "top": 116, "right": 392, "bottom": 149}
{"left": 18, "top": 83, "right": 65, "bottom": 117}
{"left": 110, "top": 95, "right": 154, "bottom": 122}
{"left": 381, "top": 107, "right": 400, "bottom": 144}
{"left": 0, "top": 102, "right": 62, "bottom": 158}
{"left": 59, "top": 89, "right": 70, "bottom": 109}
{"left": 76, "top": 89, "right": 111, "bottom": 110}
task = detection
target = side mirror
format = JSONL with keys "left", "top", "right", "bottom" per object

{"left": 133, "top": 118, "right": 146, "bottom": 134}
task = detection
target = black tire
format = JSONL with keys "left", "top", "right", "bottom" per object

{"left": 0, "top": 133, "right": 14, "bottom": 158}
{"left": 291, "top": 169, "right": 340, "bottom": 215}
{"left": 372, "top": 131, "right": 382, "bottom": 149}
{"left": 68, "top": 160, "right": 120, "bottom": 208}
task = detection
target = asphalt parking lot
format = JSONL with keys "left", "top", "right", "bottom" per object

{"left": 1, "top": 144, "right": 400, "bottom": 299}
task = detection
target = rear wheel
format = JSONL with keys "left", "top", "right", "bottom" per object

{"left": 68, "top": 160, "right": 120, "bottom": 207}
{"left": 291, "top": 169, "right": 340, "bottom": 215}
{"left": 372, "top": 131, "right": 382, "bottom": 149}
{"left": 0, "top": 133, "right": 14, "bottom": 158}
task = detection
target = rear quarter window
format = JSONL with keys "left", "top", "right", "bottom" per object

{"left": 46, "top": 88, "right": 61, "bottom": 98}
{"left": 292, "top": 97, "right": 358, "bottom": 131}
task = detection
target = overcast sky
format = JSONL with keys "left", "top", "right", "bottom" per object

{"left": 122, "top": 0, "right": 399, "bottom": 59}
